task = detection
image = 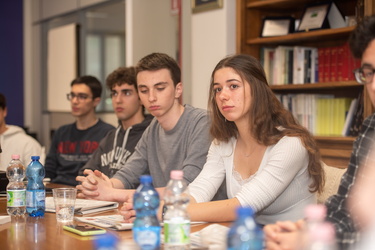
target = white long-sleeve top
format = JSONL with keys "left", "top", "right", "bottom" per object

{"left": 188, "top": 136, "right": 316, "bottom": 225}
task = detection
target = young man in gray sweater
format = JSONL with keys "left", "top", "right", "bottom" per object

{"left": 76, "top": 53, "right": 225, "bottom": 202}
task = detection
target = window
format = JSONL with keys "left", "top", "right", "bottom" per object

{"left": 42, "top": 0, "right": 125, "bottom": 112}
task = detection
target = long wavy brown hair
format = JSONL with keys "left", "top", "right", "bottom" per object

{"left": 208, "top": 54, "right": 324, "bottom": 194}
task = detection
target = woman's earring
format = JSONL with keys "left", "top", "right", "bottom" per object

{"left": 225, "top": 118, "right": 227, "bottom": 122}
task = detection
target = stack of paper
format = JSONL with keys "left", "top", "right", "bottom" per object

{"left": 45, "top": 197, "right": 119, "bottom": 215}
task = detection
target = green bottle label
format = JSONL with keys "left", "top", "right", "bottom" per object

{"left": 7, "top": 190, "right": 26, "bottom": 207}
{"left": 164, "top": 220, "right": 190, "bottom": 245}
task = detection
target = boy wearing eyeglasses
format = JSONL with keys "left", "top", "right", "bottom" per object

{"left": 264, "top": 15, "right": 375, "bottom": 250}
{"left": 44, "top": 75, "right": 114, "bottom": 186}
{"left": 78, "top": 67, "right": 153, "bottom": 178}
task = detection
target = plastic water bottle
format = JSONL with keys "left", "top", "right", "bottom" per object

{"left": 133, "top": 175, "right": 161, "bottom": 249}
{"left": 26, "top": 156, "right": 45, "bottom": 217}
{"left": 303, "top": 204, "right": 337, "bottom": 250}
{"left": 163, "top": 170, "right": 190, "bottom": 249}
{"left": 6, "top": 154, "right": 26, "bottom": 216}
{"left": 305, "top": 204, "right": 327, "bottom": 230}
{"left": 302, "top": 204, "right": 328, "bottom": 248}
{"left": 227, "top": 206, "right": 263, "bottom": 250}
{"left": 306, "top": 222, "right": 337, "bottom": 250}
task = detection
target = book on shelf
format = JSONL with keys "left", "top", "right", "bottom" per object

{"left": 323, "top": 47, "right": 331, "bottom": 82}
{"left": 342, "top": 98, "right": 358, "bottom": 136}
{"left": 293, "top": 46, "right": 309, "bottom": 84}
{"left": 45, "top": 197, "right": 119, "bottom": 215}
{"left": 318, "top": 48, "right": 325, "bottom": 83}
{"left": 263, "top": 42, "right": 359, "bottom": 85}
{"left": 273, "top": 46, "right": 294, "bottom": 85}
{"left": 261, "top": 47, "right": 275, "bottom": 84}
{"left": 279, "top": 93, "right": 353, "bottom": 136}
{"left": 330, "top": 46, "right": 338, "bottom": 82}
{"left": 348, "top": 90, "right": 364, "bottom": 137}
{"left": 304, "top": 49, "right": 312, "bottom": 83}
{"left": 310, "top": 48, "right": 318, "bottom": 83}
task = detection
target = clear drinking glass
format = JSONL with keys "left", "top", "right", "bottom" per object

{"left": 52, "top": 188, "right": 77, "bottom": 223}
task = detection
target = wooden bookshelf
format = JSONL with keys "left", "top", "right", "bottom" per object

{"left": 236, "top": 0, "right": 374, "bottom": 167}
{"left": 247, "top": 26, "right": 355, "bottom": 45}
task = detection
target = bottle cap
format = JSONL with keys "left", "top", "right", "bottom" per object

{"left": 11, "top": 154, "right": 20, "bottom": 160}
{"left": 304, "top": 204, "right": 326, "bottom": 221}
{"left": 94, "top": 234, "right": 118, "bottom": 248}
{"left": 236, "top": 206, "right": 254, "bottom": 217}
{"left": 31, "top": 156, "right": 40, "bottom": 161}
{"left": 140, "top": 175, "right": 152, "bottom": 183}
{"left": 170, "top": 170, "right": 183, "bottom": 180}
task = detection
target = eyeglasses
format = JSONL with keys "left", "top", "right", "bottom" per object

{"left": 353, "top": 66, "right": 375, "bottom": 84}
{"left": 66, "top": 93, "right": 91, "bottom": 101}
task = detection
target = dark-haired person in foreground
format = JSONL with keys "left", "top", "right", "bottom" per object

{"left": 264, "top": 15, "right": 375, "bottom": 250}
{"left": 44, "top": 75, "right": 114, "bottom": 186}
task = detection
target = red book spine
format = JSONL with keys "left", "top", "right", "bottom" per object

{"left": 330, "top": 46, "right": 338, "bottom": 82}
{"left": 324, "top": 47, "right": 331, "bottom": 82}
{"left": 318, "top": 48, "right": 325, "bottom": 83}
{"left": 349, "top": 51, "right": 361, "bottom": 81}
{"left": 337, "top": 45, "right": 344, "bottom": 81}
{"left": 341, "top": 43, "right": 350, "bottom": 81}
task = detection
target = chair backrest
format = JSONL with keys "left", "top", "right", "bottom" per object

{"left": 317, "top": 162, "right": 347, "bottom": 204}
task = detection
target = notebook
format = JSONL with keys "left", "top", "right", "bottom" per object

{"left": 45, "top": 197, "right": 119, "bottom": 215}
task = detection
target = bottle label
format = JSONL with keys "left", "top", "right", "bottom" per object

{"left": 164, "top": 220, "right": 190, "bottom": 245}
{"left": 7, "top": 190, "right": 26, "bottom": 207}
{"left": 26, "top": 190, "right": 45, "bottom": 208}
{"left": 133, "top": 226, "right": 161, "bottom": 249}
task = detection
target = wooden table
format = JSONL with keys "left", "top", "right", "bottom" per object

{"left": 0, "top": 184, "right": 229, "bottom": 249}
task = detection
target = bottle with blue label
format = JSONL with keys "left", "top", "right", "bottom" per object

{"left": 133, "top": 175, "right": 161, "bottom": 250}
{"left": 227, "top": 206, "right": 263, "bottom": 250}
{"left": 26, "top": 156, "right": 45, "bottom": 217}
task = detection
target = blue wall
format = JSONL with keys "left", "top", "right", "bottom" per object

{"left": 0, "top": 0, "right": 24, "bottom": 126}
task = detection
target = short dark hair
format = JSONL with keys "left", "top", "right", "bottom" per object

{"left": 136, "top": 53, "right": 181, "bottom": 86}
{"left": 106, "top": 67, "right": 137, "bottom": 91}
{"left": 70, "top": 75, "right": 102, "bottom": 99}
{"left": 349, "top": 15, "right": 375, "bottom": 59}
{"left": 0, "top": 93, "right": 6, "bottom": 109}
